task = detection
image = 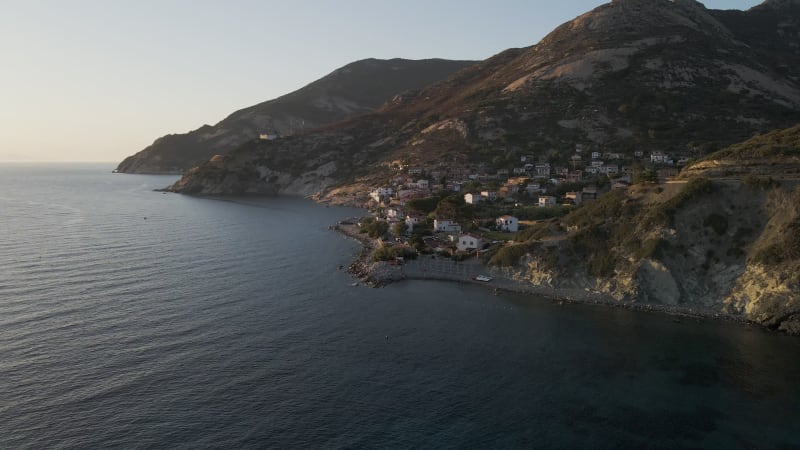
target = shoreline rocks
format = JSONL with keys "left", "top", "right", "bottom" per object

{"left": 333, "top": 224, "right": 764, "bottom": 331}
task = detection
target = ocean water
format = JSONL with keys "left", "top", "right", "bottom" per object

{"left": 0, "top": 163, "right": 798, "bottom": 449}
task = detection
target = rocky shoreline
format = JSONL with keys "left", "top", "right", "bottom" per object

{"left": 333, "top": 222, "right": 763, "bottom": 330}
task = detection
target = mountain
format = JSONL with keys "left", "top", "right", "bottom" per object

{"left": 168, "top": 0, "right": 800, "bottom": 196}
{"left": 115, "top": 58, "right": 476, "bottom": 173}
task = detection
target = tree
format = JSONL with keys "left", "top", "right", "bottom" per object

{"left": 392, "top": 221, "right": 408, "bottom": 237}
{"left": 634, "top": 169, "right": 658, "bottom": 184}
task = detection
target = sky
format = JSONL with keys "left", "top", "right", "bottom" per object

{"left": 0, "top": 0, "right": 763, "bottom": 162}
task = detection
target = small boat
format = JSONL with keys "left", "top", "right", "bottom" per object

{"left": 474, "top": 275, "right": 492, "bottom": 282}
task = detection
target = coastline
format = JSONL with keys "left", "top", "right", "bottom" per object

{"left": 333, "top": 222, "right": 761, "bottom": 329}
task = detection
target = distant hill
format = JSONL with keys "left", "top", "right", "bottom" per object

{"left": 169, "top": 0, "right": 800, "bottom": 196}
{"left": 115, "top": 58, "right": 475, "bottom": 173}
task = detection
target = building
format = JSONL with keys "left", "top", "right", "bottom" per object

{"left": 464, "top": 192, "right": 484, "bottom": 205}
{"left": 369, "top": 187, "right": 393, "bottom": 202}
{"left": 480, "top": 190, "right": 498, "bottom": 201}
{"left": 416, "top": 179, "right": 430, "bottom": 190}
{"left": 258, "top": 133, "right": 278, "bottom": 140}
{"left": 538, "top": 196, "right": 557, "bottom": 207}
{"left": 534, "top": 163, "right": 551, "bottom": 178}
{"left": 405, "top": 215, "right": 424, "bottom": 232}
{"left": 434, "top": 218, "right": 462, "bottom": 233}
{"left": 650, "top": 151, "right": 669, "bottom": 164}
{"left": 457, "top": 233, "right": 484, "bottom": 252}
{"left": 386, "top": 207, "right": 404, "bottom": 220}
{"left": 565, "top": 191, "right": 583, "bottom": 205}
{"left": 496, "top": 215, "right": 519, "bottom": 232}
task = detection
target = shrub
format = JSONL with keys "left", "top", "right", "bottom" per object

{"left": 703, "top": 213, "right": 729, "bottom": 236}
{"left": 488, "top": 244, "right": 531, "bottom": 267}
{"left": 373, "top": 245, "right": 418, "bottom": 262}
{"left": 742, "top": 175, "right": 780, "bottom": 190}
{"left": 589, "top": 249, "right": 616, "bottom": 278}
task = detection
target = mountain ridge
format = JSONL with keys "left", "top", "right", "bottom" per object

{"left": 115, "top": 58, "right": 476, "bottom": 174}
{"left": 168, "top": 0, "right": 800, "bottom": 196}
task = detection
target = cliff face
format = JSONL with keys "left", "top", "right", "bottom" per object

{"left": 169, "top": 0, "right": 800, "bottom": 197}
{"left": 115, "top": 58, "right": 475, "bottom": 174}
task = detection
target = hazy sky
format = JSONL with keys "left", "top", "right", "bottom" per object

{"left": 0, "top": 0, "right": 762, "bottom": 162}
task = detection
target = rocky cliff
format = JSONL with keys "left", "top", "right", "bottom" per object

{"left": 115, "top": 58, "right": 475, "bottom": 173}
{"left": 168, "top": 0, "right": 800, "bottom": 197}
{"left": 493, "top": 126, "right": 800, "bottom": 333}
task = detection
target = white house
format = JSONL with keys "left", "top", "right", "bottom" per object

{"left": 534, "top": 163, "right": 551, "bottom": 178}
{"left": 434, "top": 218, "right": 462, "bottom": 233}
{"left": 539, "top": 195, "right": 557, "bottom": 207}
{"left": 480, "top": 190, "right": 498, "bottom": 201}
{"left": 405, "top": 214, "right": 424, "bottom": 232}
{"left": 386, "top": 207, "right": 404, "bottom": 220}
{"left": 464, "top": 192, "right": 484, "bottom": 205}
{"left": 496, "top": 215, "right": 519, "bottom": 233}
{"left": 603, "top": 165, "right": 619, "bottom": 175}
{"left": 370, "top": 187, "right": 394, "bottom": 202}
{"left": 457, "top": 233, "right": 484, "bottom": 252}
{"left": 650, "top": 151, "right": 669, "bottom": 164}
{"left": 416, "top": 179, "right": 430, "bottom": 190}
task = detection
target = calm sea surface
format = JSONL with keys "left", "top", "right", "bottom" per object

{"left": 1, "top": 163, "right": 798, "bottom": 449}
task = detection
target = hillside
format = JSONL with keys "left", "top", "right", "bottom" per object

{"left": 681, "top": 123, "right": 800, "bottom": 178}
{"left": 168, "top": 0, "right": 800, "bottom": 197}
{"left": 115, "top": 58, "right": 475, "bottom": 173}
{"left": 511, "top": 179, "right": 800, "bottom": 333}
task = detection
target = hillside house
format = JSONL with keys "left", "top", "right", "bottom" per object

{"left": 565, "top": 191, "right": 583, "bottom": 205}
{"left": 496, "top": 215, "right": 519, "bottom": 232}
{"left": 370, "top": 187, "right": 393, "bottom": 203}
{"left": 526, "top": 183, "right": 543, "bottom": 194}
{"left": 568, "top": 170, "right": 583, "bottom": 183}
{"left": 386, "top": 207, "right": 404, "bottom": 220}
{"left": 434, "top": 218, "right": 462, "bottom": 233}
{"left": 480, "top": 190, "right": 498, "bottom": 201}
{"left": 534, "top": 163, "right": 551, "bottom": 178}
{"left": 650, "top": 151, "right": 669, "bottom": 164}
{"left": 538, "top": 196, "right": 557, "bottom": 207}
{"left": 416, "top": 179, "right": 430, "bottom": 190}
{"left": 603, "top": 165, "right": 619, "bottom": 175}
{"left": 457, "top": 233, "right": 484, "bottom": 252}
{"left": 405, "top": 214, "right": 424, "bottom": 232}
{"left": 464, "top": 192, "right": 484, "bottom": 205}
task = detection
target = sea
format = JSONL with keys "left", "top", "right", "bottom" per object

{"left": 0, "top": 163, "right": 798, "bottom": 449}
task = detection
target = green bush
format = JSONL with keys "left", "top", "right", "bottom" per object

{"left": 360, "top": 219, "right": 389, "bottom": 238}
{"left": 373, "top": 245, "right": 418, "bottom": 262}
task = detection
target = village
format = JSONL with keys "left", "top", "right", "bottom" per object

{"left": 348, "top": 145, "right": 693, "bottom": 263}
